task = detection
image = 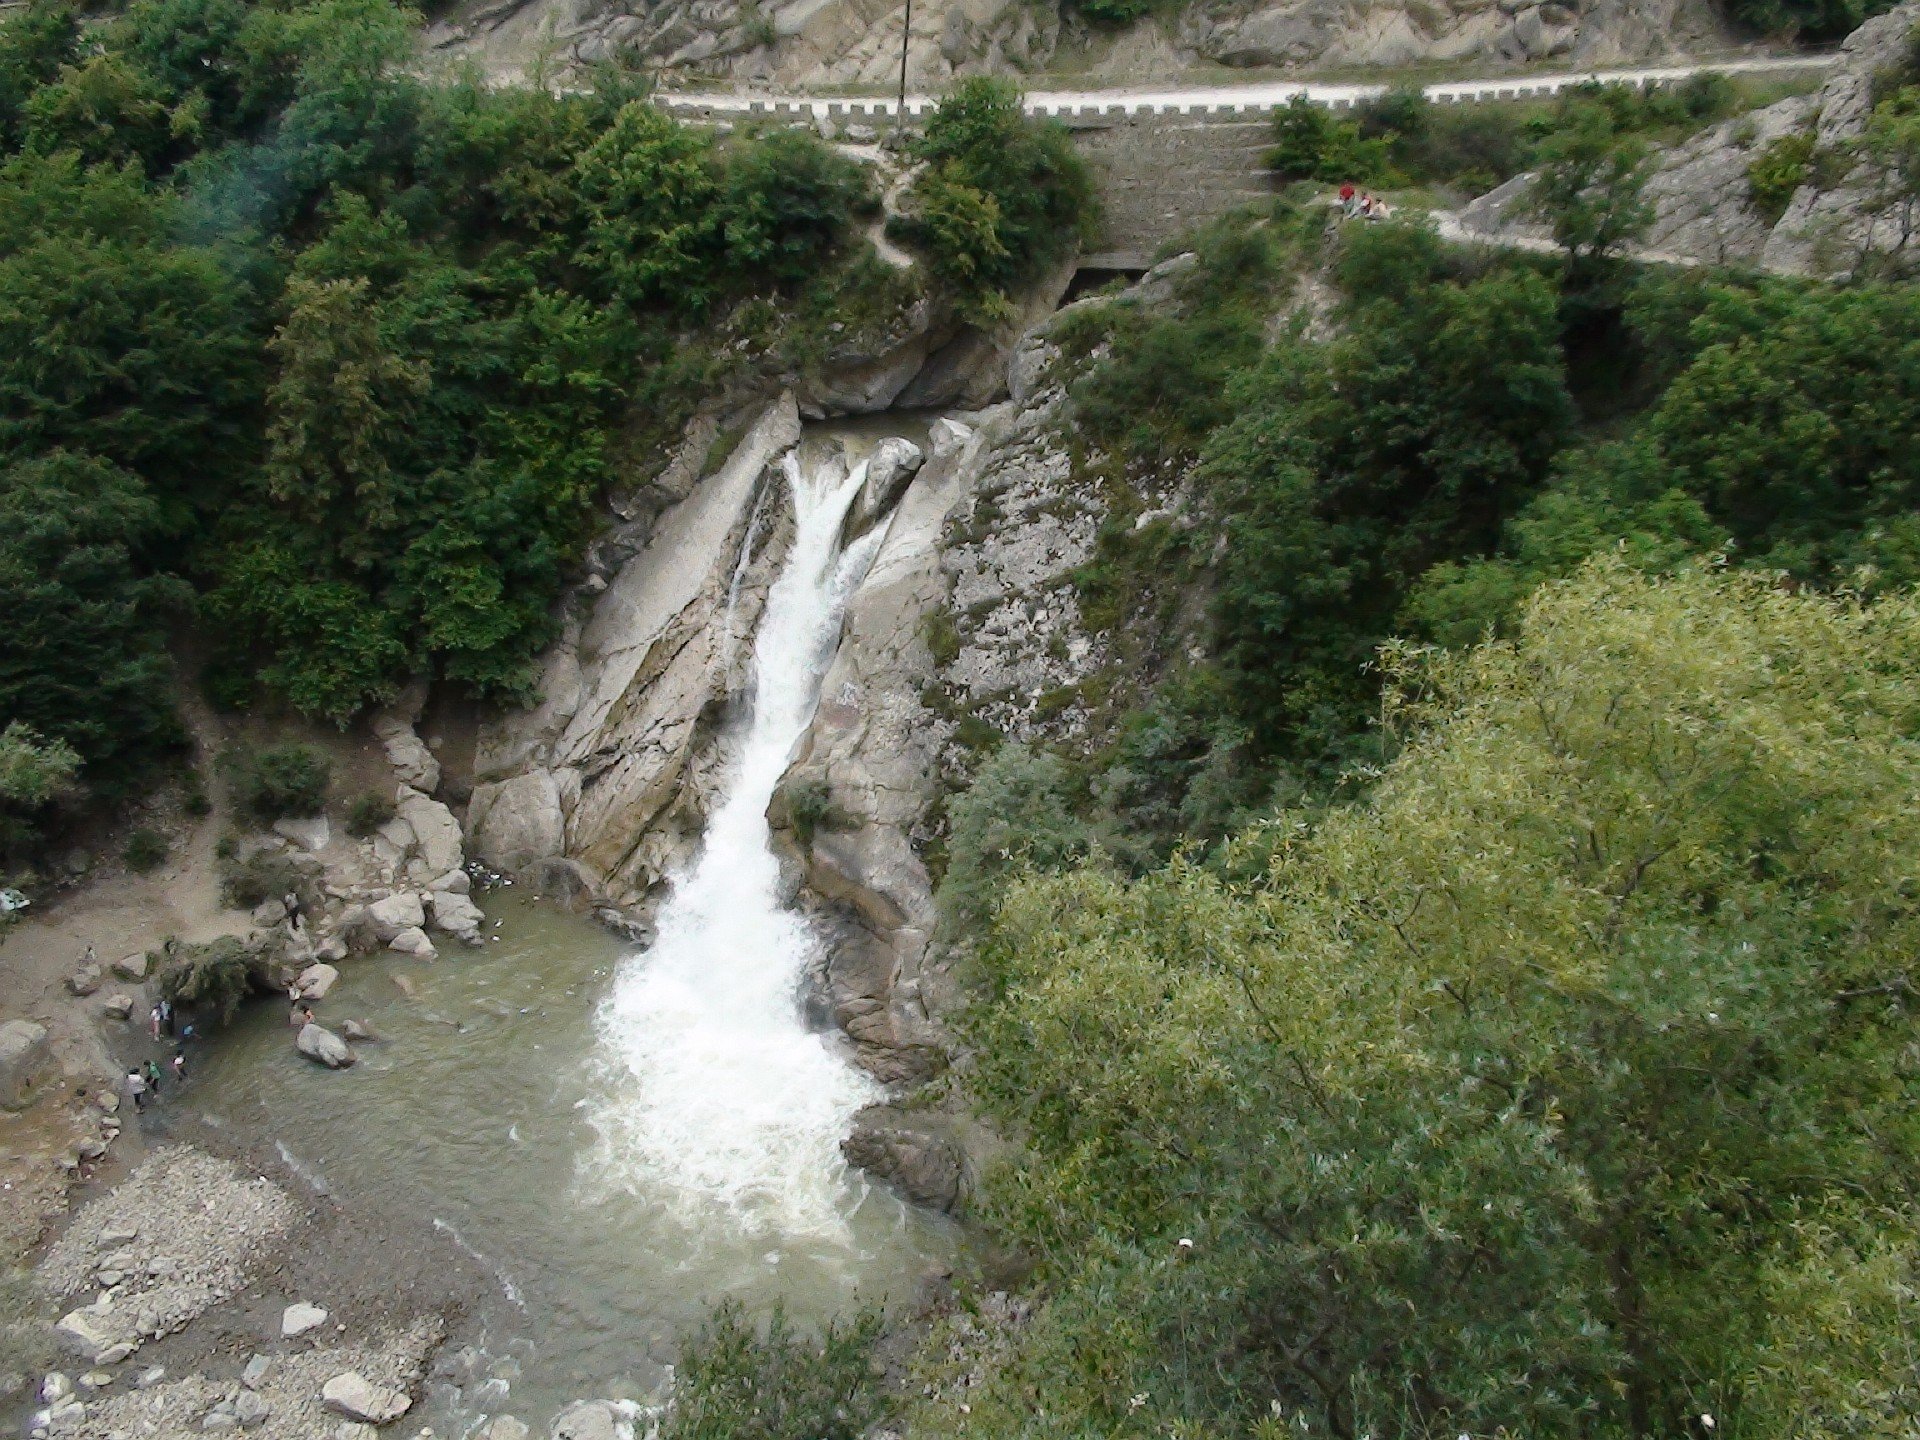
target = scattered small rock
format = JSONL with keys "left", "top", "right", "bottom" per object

{"left": 135, "top": 1366, "right": 166, "bottom": 1389}
{"left": 241, "top": 1354, "right": 271, "bottom": 1388}
{"left": 40, "top": 1373, "right": 71, "bottom": 1404}
{"left": 67, "top": 965, "right": 103, "bottom": 996}
{"left": 482, "top": 1417, "right": 529, "bottom": 1440}
{"left": 233, "top": 1389, "right": 272, "bottom": 1427}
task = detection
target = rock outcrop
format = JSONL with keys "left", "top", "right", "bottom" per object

{"left": 0, "top": 1019, "right": 50, "bottom": 1109}
{"left": 1458, "top": 1, "right": 1920, "bottom": 276}
{"left": 426, "top": 0, "right": 1733, "bottom": 90}
{"left": 467, "top": 394, "right": 803, "bottom": 907}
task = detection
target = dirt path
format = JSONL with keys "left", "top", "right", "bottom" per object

{"left": 0, "top": 688, "right": 250, "bottom": 1261}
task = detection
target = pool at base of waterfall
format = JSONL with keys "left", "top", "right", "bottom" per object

{"left": 192, "top": 892, "right": 962, "bottom": 1433}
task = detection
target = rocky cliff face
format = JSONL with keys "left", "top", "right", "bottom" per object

{"left": 1455, "top": 0, "right": 1920, "bottom": 276}
{"left": 466, "top": 395, "right": 801, "bottom": 911}
{"left": 426, "top": 0, "right": 1733, "bottom": 90}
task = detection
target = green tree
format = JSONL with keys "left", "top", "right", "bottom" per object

{"left": 1209, "top": 225, "right": 1574, "bottom": 761}
{"left": 261, "top": 273, "right": 429, "bottom": 556}
{"left": 944, "top": 560, "right": 1920, "bottom": 1440}
{"left": 894, "top": 78, "right": 1096, "bottom": 323}
{"left": 1523, "top": 102, "right": 1656, "bottom": 278}
{"left": 0, "top": 452, "right": 185, "bottom": 796}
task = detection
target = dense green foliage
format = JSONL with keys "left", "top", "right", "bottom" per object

{"left": 233, "top": 744, "right": 331, "bottom": 821}
{"left": 0, "top": 0, "right": 906, "bottom": 830}
{"left": 662, "top": 1301, "right": 889, "bottom": 1440}
{"left": 1209, "top": 223, "right": 1574, "bottom": 765}
{"left": 1271, "top": 76, "right": 1748, "bottom": 196}
{"left": 893, "top": 78, "right": 1097, "bottom": 324}
{"left": 934, "top": 562, "right": 1920, "bottom": 1440}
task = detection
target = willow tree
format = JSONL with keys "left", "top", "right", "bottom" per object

{"left": 941, "top": 559, "right": 1920, "bottom": 1440}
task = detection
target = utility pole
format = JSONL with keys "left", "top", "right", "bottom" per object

{"left": 897, "top": 0, "right": 912, "bottom": 129}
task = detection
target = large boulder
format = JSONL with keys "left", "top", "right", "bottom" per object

{"left": 295, "top": 964, "right": 340, "bottom": 1001}
{"left": 67, "top": 964, "right": 102, "bottom": 997}
{"left": 465, "top": 770, "right": 569, "bottom": 875}
{"left": 551, "top": 1400, "right": 617, "bottom": 1440}
{"left": 320, "top": 1371, "right": 410, "bottom": 1425}
{"left": 842, "top": 437, "right": 925, "bottom": 542}
{"left": 841, "top": 1105, "right": 967, "bottom": 1212}
{"left": 0, "top": 1020, "right": 50, "bottom": 1109}
{"left": 110, "top": 952, "right": 149, "bottom": 982}
{"left": 395, "top": 789, "right": 463, "bottom": 876}
{"left": 387, "top": 926, "right": 436, "bottom": 958}
{"left": 366, "top": 892, "right": 425, "bottom": 941}
{"left": 426, "top": 891, "right": 485, "bottom": 946}
{"left": 294, "top": 1024, "right": 354, "bottom": 1069}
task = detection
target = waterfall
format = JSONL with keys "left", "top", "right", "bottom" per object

{"left": 583, "top": 446, "right": 885, "bottom": 1241}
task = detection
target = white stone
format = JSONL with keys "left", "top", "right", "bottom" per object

{"left": 295, "top": 963, "right": 340, "bottom": 1000}
{"left": 101, "top": 993, "right": 135, "bottom": 1020}
{"left": 429, "top": 868, "right": 470, "bottom": 894}
{"left": 387, "top": 926, "right": 436, "bottom": 958}
{"left": 426, "top": 891, "right": 485, "bottom": 946}
{"left": 54, "top": 1308, "right": 114, "bottom": 1362}
{"left": 294, "top": 1025, "right": 354, "bottom": 1069}
{"left": 396, "top": 790, "right": 463, "bottom": 876}
{"left": 552, "top": 1399, "right": 618, "bottom": 1440}
{"left": 282, "top": 1303, "right": 329, "bottom": 1338}
{"left": 482, "top": 1418, "right": 529, "bottom": 1440}
{"left": 367, "top": 891, "right": 425, "bottom": 940}
{"left": 320, "top": 1371, "right": 411, "bottom": 1424}
{"left": 272, "top": 816, "right": 331, "bottom": 852}
{"left": 40, "top": 1373, "right": 71, "bottom": 1404}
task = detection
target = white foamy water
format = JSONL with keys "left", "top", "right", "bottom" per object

{"left": 583, "top": 447, "right": 886, "bottom": 1239}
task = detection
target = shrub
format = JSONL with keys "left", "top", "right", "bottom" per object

{"left": 1268, "top": 95, "right": 1393, "bottom": 183}
{"left": 238, "top": 744, "right": 330, "bottom": 821}
{"left": 891, "top": 78, "right": 1097, "bottom": 324}
{"left": 785, "top": 776, "right": 850, "bottom": 850}
{"left": 1748, "top": 130, "right": 1817, "bottom": 220}
{"left": 345, "top": 789, "right": 397, "bottom": 838}
{"left": 935, "top": 743, "right": 1098, "bottom": 932}
{"left": 662, "top": 1300, "right": 888, "bottom": 1440}
{"left": 157, "top": 934, "right": 272, "bottom": 1025}
{"left": 123, "top": 827, "right": 168, "bottom": 872}
{"left": 219, "top": 847, "right": 303, "bottom": 910}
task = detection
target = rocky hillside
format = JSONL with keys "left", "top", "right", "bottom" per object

{"left": 426, "top": 0, "right": 1736, "bottom": 89}
{"left": 1457, "top": 0, "right": 1920, "bottom": 274}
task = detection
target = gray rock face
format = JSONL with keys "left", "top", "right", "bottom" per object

{"left": 468, "top": 395, "right": 802, "bottom": 907}
{"left": 295, "top": 1024, "right": 355, "bottom": 1070}
{"left": 843, "top": 437, "right": 926, "bottom": 542}
{"left": 842, "top": 1106, "right": 968, "bottom": 1211}
{"left": 372, "top": 707, "right": 442, "bottom": 795}
{"left": 427, "top": 0, "right": 1725, "bottom": 90}
{"left": 0, "top": 1019, "right": 50, "bottom": 1109}
{"left": 1461, "top": 0, "right": 1920, "bottom": 277}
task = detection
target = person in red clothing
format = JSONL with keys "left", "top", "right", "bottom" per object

{"left": 1338, "top": 180, "right": 1356, "bottom": 216}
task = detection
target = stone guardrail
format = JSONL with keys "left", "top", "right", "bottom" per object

{"left": 656, "top": 54, "right": 1835, "bottom": 127}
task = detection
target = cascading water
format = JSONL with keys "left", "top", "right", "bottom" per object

{"left": 583, "top": 446, "right": 887, "bottom": 1240}
{"left": 189, "top": 433, "right": 958, "bottom": 1432}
